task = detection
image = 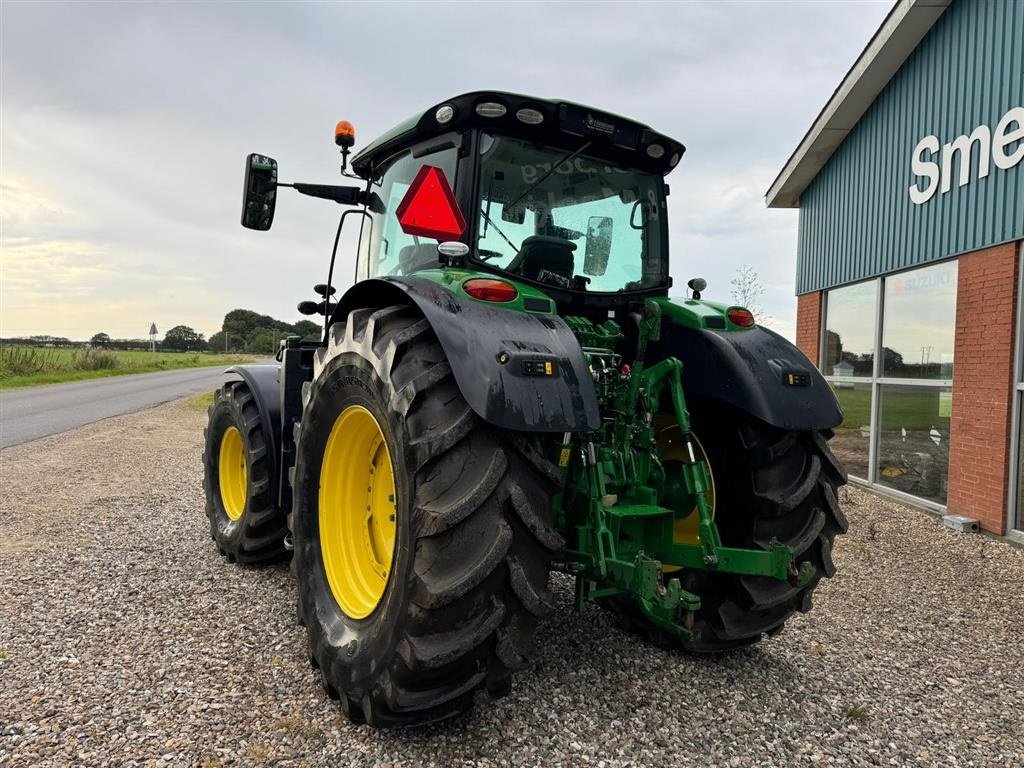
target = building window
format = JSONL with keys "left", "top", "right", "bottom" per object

{"left": 820, "top": 260, "right": 957, "bottom": 504}
{"left": 829, "top": 382, "right": 871, "bottom": 479}
{"left": 881, "top": 261, "right": 958, "bottom": 379}
{"left": 823, "top": 280, "right": 877, "bottom": 377}
{"left": 875, "top": 384, "right": 951, "bottom": 505}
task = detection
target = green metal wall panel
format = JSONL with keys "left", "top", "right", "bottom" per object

{"left": 797, "top": 0, "right": 1024, "bottom": 294}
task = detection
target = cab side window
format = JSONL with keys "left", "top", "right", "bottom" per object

{"left": 359, "top": 147, "right": 459, "bottom": 279}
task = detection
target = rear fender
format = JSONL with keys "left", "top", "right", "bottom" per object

{"left": 329, "top": 277, "right": 600, "bottom": 432}
{"left": 656, "top": 323, "right": 842, "bottom": 432}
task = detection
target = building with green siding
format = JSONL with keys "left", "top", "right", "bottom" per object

{"left": 767, "top": 0, "right": 1023, "bottom": 536}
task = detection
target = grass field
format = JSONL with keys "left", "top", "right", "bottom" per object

{"left": 187, "top": 390, "right": 216, "bottom": 410}
{"left": 832, "top": 383, "right": 950, "bottom": 431}
{"left": 0, "top": 347, "right": 259, "bottom": 390}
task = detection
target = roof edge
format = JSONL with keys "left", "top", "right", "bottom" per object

{"left": 765, "top": 0, "right": 951, "bottom": 209}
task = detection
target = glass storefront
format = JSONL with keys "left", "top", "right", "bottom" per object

{"left": 820, "top": 260, "right": 957, "bottom": 505}
{"left": 881, "top": 261, "right": 958, "bottom": 379}
{"left": 823, "top": 280, "right": 877, "bottom": 377}
{"left": 829, "top": 382, "right": 872, "bottom": 480}
{"left": 875, "top": 385, "right": 951, "bottom": 505}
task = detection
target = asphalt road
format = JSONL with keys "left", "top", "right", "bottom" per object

{"left": 0, "top": 364, "right": 272, "bottom": 448}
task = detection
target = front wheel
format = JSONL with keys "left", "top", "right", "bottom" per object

{"left": 202, "top": 381, "right": 288, "bottom": 564}
{"left": 291, "top": 305, "right": 562, "bottom": 727}
{"left": 605, "top": 400, "right": 848, "bottom": 651}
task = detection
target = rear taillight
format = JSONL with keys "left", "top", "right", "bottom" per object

{"left": 463, "top": 278, "right": 518, "bottom": 303}
{"left": 727, "top": 307, "right": 755, "bottom": 327}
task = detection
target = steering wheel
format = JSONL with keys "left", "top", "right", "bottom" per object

{"left": 477, "top": 249, "right": 504, "bottom": 262}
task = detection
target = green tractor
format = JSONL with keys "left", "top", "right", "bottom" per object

{"left": 203, "top": 92, "right": 847, "bottom": 727}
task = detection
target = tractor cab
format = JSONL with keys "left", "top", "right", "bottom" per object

{"left": 347, "top": 92, "right": 685, "bottom": 305}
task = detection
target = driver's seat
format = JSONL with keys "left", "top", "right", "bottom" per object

{"left": 396, "top": 244, "right": 439, "bottom": 275}
{"left": 512, "top": 236, "right": 577, "bottom": 281}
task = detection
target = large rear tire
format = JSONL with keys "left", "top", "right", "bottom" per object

{"left": 291, "top": 305, "right": 561, "bottom": 727}
{"left": 605, "top": 400, "right": 848, "bottom": 651}
{"left": 202, "top": 381, "right": 289, "bottom": 564}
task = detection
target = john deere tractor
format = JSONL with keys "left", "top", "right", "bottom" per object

{"left": 203, "top": 91, "right": 847, "bottom": 727}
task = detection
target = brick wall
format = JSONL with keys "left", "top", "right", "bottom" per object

{"left": 795, "top": 291, "right": 822, "bottom": 366}
{"left": 946, "top": 241, "right": 1020, "bottom": 534}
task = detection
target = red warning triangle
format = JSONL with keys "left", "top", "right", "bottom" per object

{"left": 395, "top": 165, "right": 467, "bottom": 241}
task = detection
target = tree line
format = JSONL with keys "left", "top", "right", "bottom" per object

{"left": 0, "top": 334, "right": 156, "bottom": 351}
{"left": 209, "top": 309, "right": 320, "bottom": 354}
{"left": 2, "top": 310, "right": 321, "bottom": 354}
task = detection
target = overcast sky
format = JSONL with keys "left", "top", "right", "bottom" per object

{"left": 1, "top": 0, "right": 891, "bottom": 342}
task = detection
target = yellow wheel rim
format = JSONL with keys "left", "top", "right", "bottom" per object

{"left": 654, "top": 414, "right": 715, "bottom": 560}
{"left": 218, "top": 425, "right": 248, "bottom": 521}
{"left": 319, "top": 405, "right": 397, "bottom": 619}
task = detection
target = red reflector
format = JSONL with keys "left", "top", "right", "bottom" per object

{"left": 463, "top": 278, "right": 518, "bottom": 303}
{"left": 395, "top": 165, "right": 467, "bottom": 241}
{"left": 727, "top": 307, "right": 755, "bottom": 327}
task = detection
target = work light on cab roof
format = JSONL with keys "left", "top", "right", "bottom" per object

{"left": 222, "top": 90, "right": 849, "bottom": 728}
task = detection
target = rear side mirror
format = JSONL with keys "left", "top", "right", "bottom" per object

{"left": 241, "top": 153, "right": 278, "bottom": 230}
{"left": 501, "top": 201, "right": 526, "bottom": 225}
{"left": 583, "top": 215, "right": 613, "bottom": 276}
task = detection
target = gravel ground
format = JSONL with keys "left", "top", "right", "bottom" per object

{"left": 1, "top": 398, "right": 1022, "bottom": 768}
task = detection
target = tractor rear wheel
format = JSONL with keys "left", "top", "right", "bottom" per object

{"left": 202, "top": 381, "right": 289, "bottom": 563}
{"left": 291, "top": 305, "right": 561, "bottom": 727}
{"left": 605, "top": 399, "right": 847, "bottom": 651}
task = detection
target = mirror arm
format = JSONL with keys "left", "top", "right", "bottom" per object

{"left": 278, "top": 182, "right": 366, "bottom": 206}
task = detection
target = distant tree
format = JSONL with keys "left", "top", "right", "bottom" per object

{"left": 110, "top": 338, "right": 151, "bottom": 351}
{"left": 223, "top": 309, "right": 264, "bottom": 342}
{"left": 824, "top": 330, "right": 841, "bottom": 366}
{"left": 163, "top": 325, "right": 207, "bottom": 351}
{"left": 90, "top": 333, "right": 111, "bottom": 347}
{"left": 208, "top": 331, "right": 232, "bottom": 353}
{"left": 730, "top": 264, "right": 769, "bottom": 323}
{"left": 293, "top": 320, "right": 321, "bottom": 339}
{"left": 881, "top": 346, "right": 904, "bottom": 373}
{"left": 245, "top": 327, "right": 277, "bottom": 355}
{"left": 27, "top": 335, "right": 72, "bottom": 347}
{"left": 223, "top": 308, "right": 293, "bottom": 341}
{"left": 215, "top": 309, "right": 322, "bottom": 351}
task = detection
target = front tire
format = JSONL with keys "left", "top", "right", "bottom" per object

{"left": 202, "top": 381, "right": 288, "bottom": 564}
{"left": 291, "top": 305, "right": 561, "bottom": 727}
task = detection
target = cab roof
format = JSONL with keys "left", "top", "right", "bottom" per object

{"left": 350, "top": 90, "right": 686, "bottom": 179}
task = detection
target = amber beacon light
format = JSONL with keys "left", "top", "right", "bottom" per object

{"left": 334, "top": 120, "right": 356, "bottom": 149}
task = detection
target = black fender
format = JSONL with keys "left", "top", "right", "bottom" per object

{"left": 224, "top": 364, "right": 282, "bottom": 503}
{"left": 656, "top": 323, "right": 842, "bottom": 432}
{"left": 329, "top": 277, "right": 600, "bottom": 432}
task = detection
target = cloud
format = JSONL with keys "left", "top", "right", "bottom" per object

{"left": 1, "top": 0, "right": 891, "bottom": 341}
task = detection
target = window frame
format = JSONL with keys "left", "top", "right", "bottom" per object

{"left": 1006, "top": 243, "right": 1024, "bottom": 539}
{"left": 819, "top": 258, "right": 957, "bottom": 509}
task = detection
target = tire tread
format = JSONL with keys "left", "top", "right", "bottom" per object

{"left": 297, "top": 304, "right": 560, "bottom": 726}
